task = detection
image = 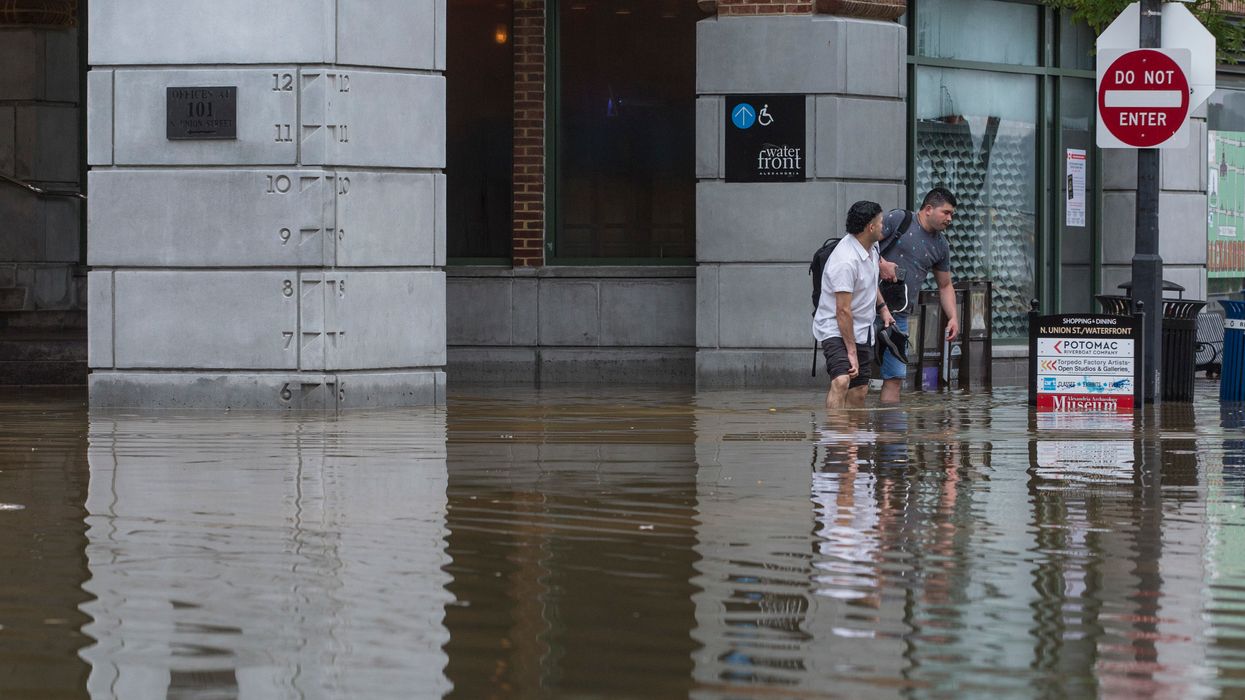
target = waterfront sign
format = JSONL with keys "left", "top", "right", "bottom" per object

{"left": 1029, "top": 313, "right": 1143, "bottom": 412}
{"left": 167, "top": 86, "right": 237, "bottom": 140}
{"left": 1096, "top": 49, "right": 1190, "bottom": 149}
{"left": 724, "top": 94, "right": 805, "bottom": 183}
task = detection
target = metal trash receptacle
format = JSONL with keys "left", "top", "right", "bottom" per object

{"left": 1095, "top": 290, "right": 1206, "bottom": 402}
{"left": 1161, "top": 299, "right": 1206, "bottom": 402}
{"left": 1222, "top": 300, "right": 1245, "bottom": 402}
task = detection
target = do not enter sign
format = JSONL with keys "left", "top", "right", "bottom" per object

{"left": 1096, "top": 48, "right": 1191, "bottom": 149}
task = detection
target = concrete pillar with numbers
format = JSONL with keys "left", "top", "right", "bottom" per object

{"left": 86, "top": 1, "right": 447, "bottom": 408}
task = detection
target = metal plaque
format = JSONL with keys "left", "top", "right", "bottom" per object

{"left": 724, "top": 94, "right": 806, "bottom": 183}
{"left": 166, "top": 86, "right": 237, "bottom": 140}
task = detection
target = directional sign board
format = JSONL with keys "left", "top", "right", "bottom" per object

{"left": 1097, "top": 2, "right": 1216, "bottom": 110}
{"left": 724, "top": 95, "right": 806, "bottom": 183}
{"left": 1029, "top": 313, "right": 1143, "bottom": 413}
{"left": 1096, "top": 48, "right": 1191, "bottom": 149}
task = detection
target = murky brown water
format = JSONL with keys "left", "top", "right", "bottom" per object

{"left": 2, "top": 383, "right": 1244, "bottom": 699}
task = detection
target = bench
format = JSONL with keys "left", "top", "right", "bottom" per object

{"left": 1197, "top": 311, "right": 1225, "bottom": 378}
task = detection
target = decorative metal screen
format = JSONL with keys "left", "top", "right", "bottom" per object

{"left": 916, "top": 118, "right": 1036, "bottom": 339}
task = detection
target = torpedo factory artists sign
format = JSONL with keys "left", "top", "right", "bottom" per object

{"left": 1029, "top": 313, "right": 1143, "bottom": 412}
{"left": 725, "top": 95, "right": 805, "bottom": 182}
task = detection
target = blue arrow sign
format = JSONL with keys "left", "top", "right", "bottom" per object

{"left": 731, "top": 103, "right": 756, "bottom": 129}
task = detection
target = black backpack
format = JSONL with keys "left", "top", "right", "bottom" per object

{"left": 808, "top": 209, "right": 912, "bottom": 376}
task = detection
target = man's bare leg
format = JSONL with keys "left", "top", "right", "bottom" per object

{"left": 826, "top": 375, "right": 851, "bottom": 409}
{"left": 880, "top": 378, "right": 902, "bottom": 405}
{"left": 847, "top": 384, "right": 868, "bottom": 408}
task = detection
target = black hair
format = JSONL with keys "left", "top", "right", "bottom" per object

{"left": 921, "top": 187, "right": 957, "bottom": 210}
{"left": 845, "top": 200, "right": 883, "bottom": 235}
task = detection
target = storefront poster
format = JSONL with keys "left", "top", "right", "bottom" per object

{"left": 1066, "top": 149, "right": 1086, "bottom": 228}
{"left": 1208, "top": 130, "right": 1245, "bottom": 279}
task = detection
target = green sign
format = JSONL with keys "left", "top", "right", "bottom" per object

{"left": 1208, "top": 130, "right": 1245, "bottom": 279}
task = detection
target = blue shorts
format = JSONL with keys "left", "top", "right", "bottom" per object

{"left": 877, "top": 314, "right": 909, "bottom": 380}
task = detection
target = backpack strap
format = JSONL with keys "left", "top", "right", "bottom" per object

{"left": 880, "top": 210, "right": 913, "bottom": 258}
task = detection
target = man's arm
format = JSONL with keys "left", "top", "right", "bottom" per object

{"left": 877, "top": 212, "right": 900, "bottom": 281}
{"left": 835, "top": 291, "right": 859, "bottom": 376}
{"left": 875, "top": 287, "right": 894, "bottom": 328}
{"left": 935, "top": 269, "right": 959, "bottom": 341}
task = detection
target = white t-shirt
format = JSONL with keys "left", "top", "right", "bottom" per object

{"left": 812, "top": 234, "right": 880, "bottom": 343}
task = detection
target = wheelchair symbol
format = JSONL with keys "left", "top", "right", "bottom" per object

{"left": 758, "top": 105, "right": 773, "bottom": 126}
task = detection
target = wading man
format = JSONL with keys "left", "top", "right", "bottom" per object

{"left": 814, "top": 201, "right": 894, "bottom": 409}
{"left": 876, "top": 187, "right": 960, "bottom": 404}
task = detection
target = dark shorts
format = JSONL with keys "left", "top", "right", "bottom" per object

{"left": 821, "top": 337, "right": 872, "bottom": 388}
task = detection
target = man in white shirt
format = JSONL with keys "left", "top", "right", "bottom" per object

{"left": 813, "top": 201, "right": 895, "bottom": 409}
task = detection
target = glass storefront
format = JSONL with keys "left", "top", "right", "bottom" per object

{"left": 914, "top": 67, "right": 1038, "bottom": 338}
{"left": 909, "top": 0, "right": 1099, "bottom": 338}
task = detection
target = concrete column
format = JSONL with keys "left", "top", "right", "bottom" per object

{"left": 694, "top": 14, "right": 907, "bottom": 387}
{"left": 86, "top": 1, "right": 447, "bottom": 408}
{"left": 1100, "top": 107, "right": 1209, "bottom": 301}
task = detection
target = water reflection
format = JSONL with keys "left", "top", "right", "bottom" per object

{"left": 3, "top": 386, "right": 1245, "bottom": 698}
{"left": 441, "top": 392, "right": 700, "bottom": 698}
{"left": 80, "top": 409, "right": 452, "bottom": 699}
{"left": 0, "top": 390, "right": 92, "bottom": 700}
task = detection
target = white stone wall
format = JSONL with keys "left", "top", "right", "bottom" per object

{"left": 87, "top": 1, "right": 447, "bottom": 408}
{"left": 446, "top": 267, "right": 696, "bottom": 384}
{"left": 694, "top": 16, "right": 908, "bottom": 387}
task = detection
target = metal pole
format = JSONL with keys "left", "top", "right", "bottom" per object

{"left": 1133, "top": 0, "right": 1164, "bottom": 403}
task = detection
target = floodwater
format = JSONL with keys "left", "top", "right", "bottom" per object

{"left": 2, "top": 384, "right": 1245, "bottom": 699}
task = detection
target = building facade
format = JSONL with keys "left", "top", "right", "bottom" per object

{"left": 0, "top": 0, "right": 1232, "bottom": 406}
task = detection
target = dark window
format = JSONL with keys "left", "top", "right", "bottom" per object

{"left": 554, "top": 0, "right": 696, "bottom": 260}
{"left": 447, "top": 0, "right": 514, "bottom": 260}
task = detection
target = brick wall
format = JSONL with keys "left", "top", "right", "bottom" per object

{"left": 716, "top": 0, "right": 813, "bottom": 14}
{"left": 512, "top": 0, "right": 545, "bottom": 267}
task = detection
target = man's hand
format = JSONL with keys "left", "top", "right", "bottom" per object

{"left": 847, "top": 350, "right": 859, "bottom": 378}
{"left": 880, "top": 307, "right": 894, "bottom": 328}
{"left": 879, "top": 259, "right": 899, "bottom": 282}
{"left": 944, "top": 317, "right": 959, "bottom": 341}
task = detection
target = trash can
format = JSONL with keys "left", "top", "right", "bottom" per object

{"left": 1161, "top": 299, "right": 1206, "bottom": 402}
{"left": 908, "top": 281, "right": 993, "bottom": 391}
{"left": 1095, "top": 285, "right": 1206, "bottom": 402}
{"left": 1223, "top": 300, "right": 1245, "bottom": 402}
{"left": 955, "top": 280, "right": 993, "bottom": 389}
{"left": 912, "top": 289, "right": 944, "bottom": 391}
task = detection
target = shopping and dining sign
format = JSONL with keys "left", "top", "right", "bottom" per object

{"left": 1029, "top": 314, "right": 1144, "bottom": 412}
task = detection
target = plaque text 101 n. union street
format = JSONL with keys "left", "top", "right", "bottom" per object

{"left": 167, "top": 86, "right": 238, "bottom": 140}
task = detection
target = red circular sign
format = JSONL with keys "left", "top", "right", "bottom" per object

{"left": 1098, "top": 49, "right": 1190, "bottom": 147}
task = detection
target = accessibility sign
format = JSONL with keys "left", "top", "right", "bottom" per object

{"left": 724, "top": 94, "right": 805, "bottom": 183}
{"left": 1029, "top": 313, "right": 1143, "bottom": 413}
